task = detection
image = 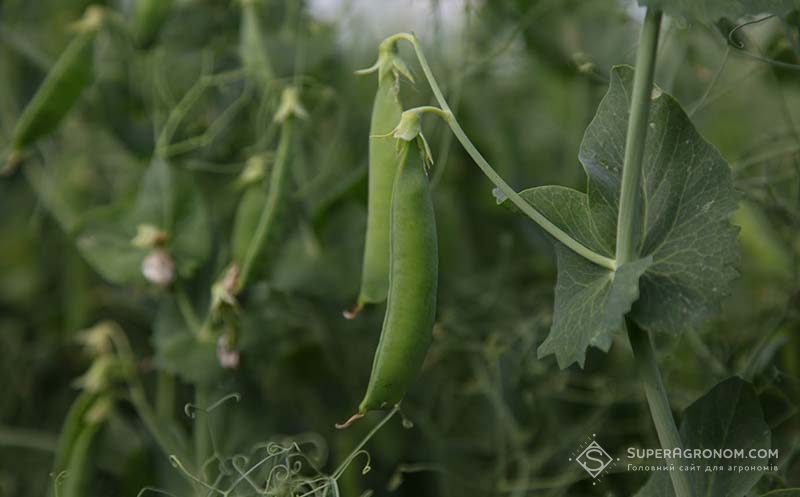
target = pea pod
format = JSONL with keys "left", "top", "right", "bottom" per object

{"left": 239, "top": 0, "right": 274, "bottom": 85}
{"left": 131, "top": 0, "right": 174, "bottom": 48}
{"left": 52, "top": 391, "right": 98, "bottom": 475}
{"left": 346, "top": 39, "right": 414, "bottom": 316}
{"left": 58, "top": 421, "right": 102, "bottom": 497}
{"left": 5, "top": 6, "right": 103, "bottom": 172}
{"left": 50, "top": 392, "right": 109, "bottom": 497}
{"left": 233, "top": 87, "right": 305, "bottom": 292}
{"left": 339, "top": 126, "right": 438, "bottom": 425}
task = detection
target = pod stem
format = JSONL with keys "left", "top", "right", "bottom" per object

{"left": 385, "top": 33, "right": 616, "bottom": 271}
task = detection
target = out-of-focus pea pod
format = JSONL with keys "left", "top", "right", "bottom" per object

{"left": 733, "top": 200, "right": 792, "bottom": 282}
{"left": 50, "top": 393, "right": 112, "bottom": 497}
{"left": 131, "top": 0, "right": 174, "bottom": 48}
{"left": 52, "top": 392, "right": 98, "bottom": 477}
{"left": 338, "top": 110, "right": 438, "bottom": 427}
{"left": 345, "top": 38, "right": 414, "bottom": 318}
{"left": 239, "top": 0, "right": 274, "bottom": 86}
{"left": 3, "top": 6, "right": 104, "bottom": 175}
{"left": 57, "top": 398, "right": 111, "bottom": 497}
{"left": 231, "top": 154, "right": 269, "bottom": 270}
{"left": 233, "top": 87, "right": 306, "bottom": 292}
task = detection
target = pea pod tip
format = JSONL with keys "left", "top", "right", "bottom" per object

{"left": 1, "top": 150, "right": 21, "bottom": 177}
{"left": 334, "top": 411, "right": 364, "bottom": 429}
{"left": 342, "top": 303, "right": 364, "bottom": 320}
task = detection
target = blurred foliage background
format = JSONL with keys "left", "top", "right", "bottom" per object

{"left": 0, "top": 0, "right": 799, "bottom": 496}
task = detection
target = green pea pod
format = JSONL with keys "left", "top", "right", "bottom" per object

{"left": 348, "top": 40, "right": 414, "bottom": 315}
{"left": 52, "top": 391, "right": 98, "bottom": 475}
{"left": 50, "top": 392, "right": 111, "bottom": 497}
{"left": 132, "top": 0, "right": 174, "bottom": 48}
{"left": 8, "top": 7, "right": 102, "bottom": 167}
{"left": 239, "top": 0, "right": 274, "bottom": 85}
{"left": 232, "top": 185, "right": 269, "bottom": 268}
{"left": 234, "top": 88, "right": 304, "bottom": 291}
{"left": 343, "top": 137, "right": 438, "bottom": 422}
{"left": 58, "top": 421, "right": 102, "bottom": 497}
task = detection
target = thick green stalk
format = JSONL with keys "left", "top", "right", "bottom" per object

{"left": 619, "top": 10, "right": 693, "bottom": 497}
{"left": 628, "top": 323, "right": 693, "bottom": 497}
{"left": 616, "top": 9, "right": 661, "bottom": 265}
{"left": 194, "top": 386, "right": 211, "bottom": 476}
{"left": 388, "top": 33, "right": 616, "bottom": 271}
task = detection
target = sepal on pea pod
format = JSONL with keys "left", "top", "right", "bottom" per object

{"left": 338, "top": 114, "right": 438, "bottom": 429}
{"left": 345, "top": 39, "right": 416, "bottom": 318}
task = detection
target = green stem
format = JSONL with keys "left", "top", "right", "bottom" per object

{"left": 628, "top": 323, "right": 693, "bottom": 497}
{"left": 332, "top": 405, "right": 399, "bottom": 480}
{"left": 107, "top": 329, "right": 193, "bottom": 471}
{"left": 129, "top": 383, "right": 193, "bottom": 471}
{"left": 389, "top": 33, "right": 616, "bottom": 271}
{"left": 175, "top": 285, "right": 202, "bottom": 334}
{"left": 0, "top": 425, "right": 57, "bottom": 452}
{"left": 193, "top": 385, "right": 211, "bottom": 477}
{"left": 238, "top": 117, "right": 294, "bottom": 290}
{"left": 615, "top": 9, "right": 661, "bottom": 265}
{"left": 618, "top": 10, "right": 692, "bottom": 497}
{"left": 155, "top": 370, "right": 175, "bottom": 420}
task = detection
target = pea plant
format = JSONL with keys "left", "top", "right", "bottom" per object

{"left": 0, "top": 0, "right": 798, "bottom": 496}
{"left": 338, "top": 1, "right": 799, "bottom": 495}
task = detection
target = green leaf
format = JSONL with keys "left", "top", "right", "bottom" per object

{"left": 271, "top": 203, "right": 364, "bottom": 300}
{"left": 635, "top": 377, "right": 771, "bottom": 497}
{"left": 75, "top": 204, "right": 148, "bottom": 286}
{"left": 75, "top": 158, "right": 211, "bottom": 285}
{"left": 518, "top": 186, "right": 652, "bottom": 368}
{"left": 758, "top": 491, "right": 800, "bottom": 496}
{"left": 152, "top": 297, "right": 223, "bottom": 385}
{"left": 585, "top": 66, "right": 739, "bottom": 336}
{"left": 509, "top": 66, "right": 738, "bottom": 368}
{"left": 637, "top": 0, "right": 800, "bottom": 23}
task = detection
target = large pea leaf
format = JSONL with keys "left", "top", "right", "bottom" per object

{"left": 514, "top": 186, "right": 653, "bottom": 368}
{"left": 635, "top": 377, "right": 771, "bottom": 497}
{"left": 637, "top": 0, "right": 800, "bottom": 23}
{"left": 507, "top": 65, "right": 738, "bottom": 368}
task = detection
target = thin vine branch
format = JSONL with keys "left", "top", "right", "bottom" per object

{"left": 386, "top": 32, "right": 616, "bottom": 271}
